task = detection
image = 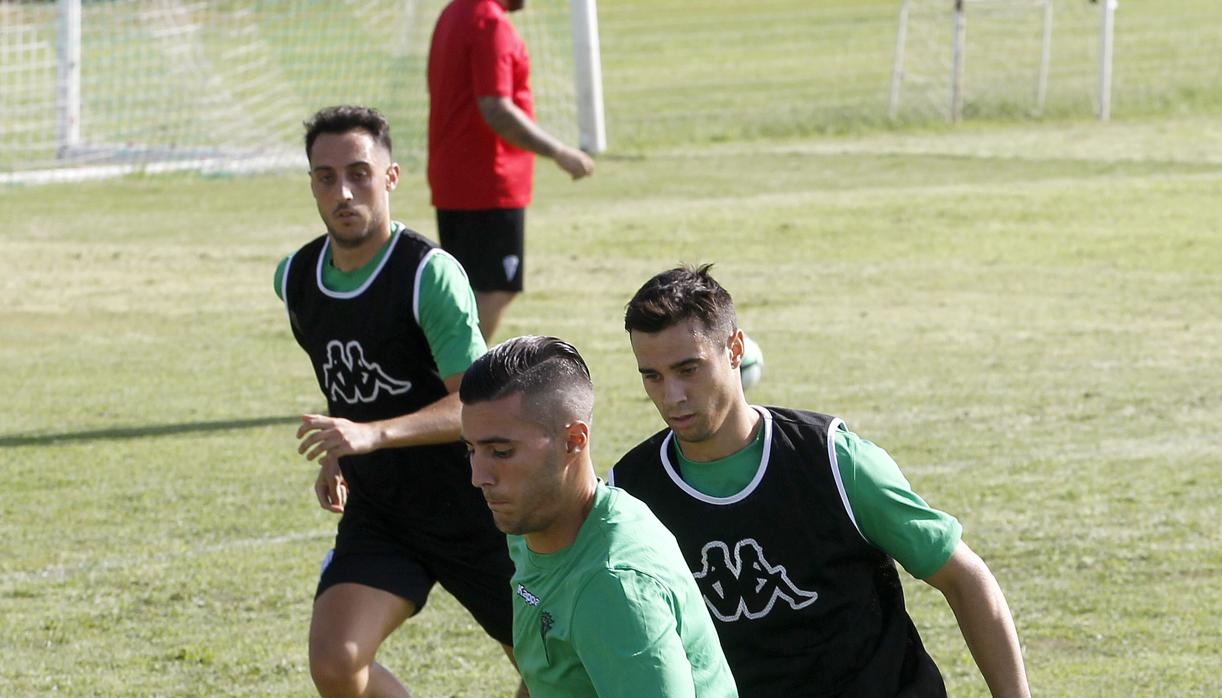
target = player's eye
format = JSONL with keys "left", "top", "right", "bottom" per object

{"left": 492, "top": 448, "right": 514, "bottom": 459}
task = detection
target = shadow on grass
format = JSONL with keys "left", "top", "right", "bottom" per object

{"left": 0, "top": 415, "right": 301, "bottom": 448}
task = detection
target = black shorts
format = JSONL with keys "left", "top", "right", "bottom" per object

{"left": 316, "top": 501, "right": 515, "bottom": 646}
{"left": 437, "top": 208, "right": 526, "bottom": 293}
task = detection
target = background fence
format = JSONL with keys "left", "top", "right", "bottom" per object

{"left": 2, "top": 0, "right": 1220, "bottom": 180}
{"left": 599, "top": 0, "right": 1222, "bottom": 149}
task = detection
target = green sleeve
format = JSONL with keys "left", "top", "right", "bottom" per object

{"left": 835, "top": 429, "right": 962, "bottom": 579}
{"left": 571, "top": 569, "right": 698, "bottom": 698}
{"left": 417, "top": 251, "right": 487, "bottom": 378}
{"left": 273, "top": 256, "right": 289, "bottom": 301}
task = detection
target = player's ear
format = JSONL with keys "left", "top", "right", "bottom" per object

{"left": 563, "top": 421, "right": 590, "bottom": 455}
{"left": 727, "top": 329, "right": 745, "bottom": 369}
{"left": 385, "top": 162, "right": 400, "bottom": 191}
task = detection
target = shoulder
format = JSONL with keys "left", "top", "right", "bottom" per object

{"left": 764, "top": 405, "right": 840, "bottom": 432}
{"left": 416, "top": 246, "right": 475, "bottom": 316}
{"left": 762, "top": 405, "right": 843, "bottom": 450}
{"left": 384, "top": 226, "right": 449, "bottom": 287}
{"left": 419, "top": 245, "right": 468, "bottom": 284}
{"left": 288, "top": 234, "right": 328, "bottom": 259}
{"left": 389, "top": 225, "right": 438, "bottom": 256}
{"left": 439, "top": 0, "right": 497, "bottom": 22}
{"left": 599, "top": 489, "right": 685, "bottom": 562}
{"left": 608, "top": 427, "right": 671, "bottom": 485}
{"left": 279, "top": 235, "right": 328, "bottom": 283}
{"left": 470, "top": 0, "right": 509, "bottom": 27}
{"left": 603, "top": 486, "right": 659, "bottom": 524}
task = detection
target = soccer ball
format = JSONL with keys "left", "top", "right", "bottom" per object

{"left": 739, "top": 333, "right": 764, "bottom": 390}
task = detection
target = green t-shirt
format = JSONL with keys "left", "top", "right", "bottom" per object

{"left": 274, "top": 222, "right": 485, "bottom": 377}
{"left": 675, "top": 417, "right": 961, "bottom": 580}
{"left": 508, "top": 483, "right": 738, "bottom": 698}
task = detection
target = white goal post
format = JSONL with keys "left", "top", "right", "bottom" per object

{"left": 889, "top": 0, "right": 1116, "bottom": 123}
{"left": 2, "top": 0, "right": 606, "bottom": 185}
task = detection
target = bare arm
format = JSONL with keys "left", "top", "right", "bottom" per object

{"left": 925, "top": 541, "right": 1030, "bottom": 698}
{"left": 297, "top": 372, "right": 466, "bottom": 467}
{"left": 477, "top": 95, "right": 593, "bottom": 179}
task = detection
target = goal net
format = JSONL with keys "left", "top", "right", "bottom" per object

{"left": 889, "top": 0, "right": 1110, "bottom": 123}
{"left": 0, "top": 0, "right": 594, "bottom": 184}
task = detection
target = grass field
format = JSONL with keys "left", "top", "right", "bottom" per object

{"left": 2, "top": 111, "right": 1218, "bottom": 695}
{"left": 3, "top": 0, "right": 1222, "bottom": 693}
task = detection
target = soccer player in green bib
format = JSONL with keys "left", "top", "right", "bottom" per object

{"left": 610, "top": 265, "right": 1030, "bottom": 697}
{"left": 275, "top": 106, "right": 523, "bottom": 697}
{"left": 460, "top": 336, "right": 738, "bottom": 697}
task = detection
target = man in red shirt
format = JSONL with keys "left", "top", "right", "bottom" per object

{"left": 428, "top": 0, "right": 594, "bottom": 342}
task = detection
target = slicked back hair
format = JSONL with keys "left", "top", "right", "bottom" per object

{"left": 460, "top": 336, "right": 594, "bottom": 428}
{"left": 624, "top": 263, "right": 737, "bottom": 341}
{"left": 303, "top": 105, "right": 392, "bottom": 163}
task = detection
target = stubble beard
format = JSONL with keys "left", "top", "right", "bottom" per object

{"left": 495, "top": 451, "right": 565, "bottom": 537}
{"left": 674, "top": 418, "right": 715, "bottom": 450}
{"left": 329, "top": 224, "right": 372, "bottom": 249}
{"left": 327, "top": 210, "right": 383, "bottom": 250}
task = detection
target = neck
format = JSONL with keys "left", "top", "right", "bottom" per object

{"left": 525, "top": 461, "right": 598, "bottom": 554}
{"left": 329, "top": 221, "right": 392, "bottom": 272}
{"left": 679, "top": 399, "right": 760, "bottom": 462}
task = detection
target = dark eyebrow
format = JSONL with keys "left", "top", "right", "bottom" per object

{"left": 462, "top": 435, "right": 514, "bottom": 446}
{"left": 311, "top": 160, "right": 372, "bottom": 173}
{"left": 638, "top": 356, "right": 700, "bottom": 375}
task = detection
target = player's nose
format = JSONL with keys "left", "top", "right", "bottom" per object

{"left": 663, "top": 378, "right": 686, "bottom": 406}
{"left": 469, "top": 456, "right": 494, "bottom": 488}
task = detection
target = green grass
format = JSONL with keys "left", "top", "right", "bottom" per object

{"left": 1, "top": 112, "right": 1218, "bottom": 695}
{"left": 4, "top": 0, "right": 1222, "bottom": 692}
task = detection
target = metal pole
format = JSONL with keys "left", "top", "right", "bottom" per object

{"left": 570, "top": 0, "right": 607, "bottom": 153}
{"left": 57, "top": 0, "right": 82, "bottom": 157}
{"left": 1098, "top": 0, "right": 1116, "bottom": 121}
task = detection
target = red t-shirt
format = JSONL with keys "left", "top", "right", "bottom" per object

{"left": 428, "top": 0, "right": 535, "bottom": 210}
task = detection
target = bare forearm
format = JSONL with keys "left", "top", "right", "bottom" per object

{"left": 928, "top": 543, "right": 1030, "bottom": 697}
{"left": 370, "top": 392, "right": 463, "bottom": 448}
{"left": 477, "top": 95, "right": 593, "bottom": 180}
{"left": 479, "top": 97, "right": 564, "bottom": 157}
{"left": 947, "top": 575, "right": 1028, "bottom": 696}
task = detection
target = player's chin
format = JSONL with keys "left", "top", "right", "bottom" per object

{"left": 668, "top": 416, "right": 708, "bottom": 439}
{"left": 329, "top": 217, "right": 369, "bottom": 240}
{"left": 487, "top": 508, "right": 517, "bottom": 534}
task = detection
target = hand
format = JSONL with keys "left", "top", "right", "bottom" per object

{"left": 554, "top": 146, "right": 594, "bottom": 180}
{"left": 296, "top": 414, "right": 380, "bottom": 466}
{"left": 314, "top": 459, "right": 348, "bottom": 514}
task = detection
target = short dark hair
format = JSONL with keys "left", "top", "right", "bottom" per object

{"left": 303, "top": 105, "right": 392, "bottom": 162}
{"left": 624, "top": 263, "right": 737, "bottom": 340}
{"left": 460, "top": 336, "right": 594, "bottom": 426}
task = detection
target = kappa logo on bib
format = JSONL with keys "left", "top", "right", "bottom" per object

{"left": 694, "top": 538, "right": 818, "bottom": 622}
{"left": 322, "top": 339, "right": 412, "bottom": 404}
{"left": 502, "top": 254, "right": 520, "bottom": 281}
